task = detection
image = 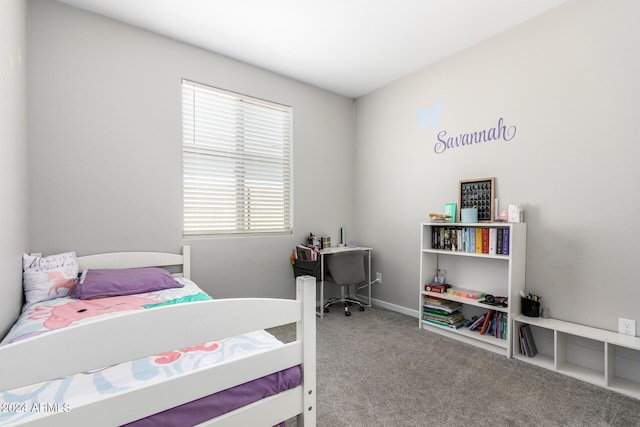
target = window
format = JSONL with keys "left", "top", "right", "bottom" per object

{"left": 182, "top": 80, "right": 293, "bottom": 236}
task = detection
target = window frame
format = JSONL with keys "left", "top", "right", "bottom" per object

{"left": 181, "top": 79, "right": 293, "bottom": 237}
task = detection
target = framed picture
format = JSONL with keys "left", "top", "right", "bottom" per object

{"left": 458, "top": 177, "right": 495, "bottom": 222}
{"left": 443, "top": 202, "right": 457, "bottom": 223}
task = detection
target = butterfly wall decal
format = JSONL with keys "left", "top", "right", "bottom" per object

{"left": 416, "top": 100, "right": 444, "bottom": 130}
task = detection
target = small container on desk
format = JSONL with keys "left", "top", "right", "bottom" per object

{"left": 521, "top": 297, "right": 540, "bottom": 317}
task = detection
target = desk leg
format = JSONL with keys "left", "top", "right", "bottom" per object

{"left": 366, "top": 249, "right": 372, "bottom": 307}
{"left": 319, "top": 255, "right": 325, "bottom": 319}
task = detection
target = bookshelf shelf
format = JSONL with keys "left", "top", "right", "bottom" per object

{"left": 419, "top": 318, "right": 509, "bottom": 349}
{"left": 422, "top": 290, "right": 509, "bottom": 314}
{"left": 422, "top": 248, "right": 510, "bottom": 260}
{"left": 514, "top": 314, "right": 640, "bottom": 400}
{"left": 418, "top": 222, "right": 527, "bottom": 357}
{"left": 558, "top": 362, "right": 605, "bottom": 386}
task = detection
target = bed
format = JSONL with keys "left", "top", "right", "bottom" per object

{"left": 0, "top": 246, "right": 316, "bottom": 426}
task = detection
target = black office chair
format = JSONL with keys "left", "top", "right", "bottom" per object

{"left": 323, "top": 250, "right": 366, "bottom": 316}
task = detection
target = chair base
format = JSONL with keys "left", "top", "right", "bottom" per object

{"left": 323, "top": 296, "right": 365, "bottom": 316}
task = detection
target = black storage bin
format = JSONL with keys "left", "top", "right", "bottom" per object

{"left": 521, "top": 297, "right": 540, "bottom": 317}
{"left": 292, "top": 259, "right": 321, "bottom": 280}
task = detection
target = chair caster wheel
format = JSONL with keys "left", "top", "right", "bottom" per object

{"left": 323, "top": 307, "right": 329, "bottom": 313}
{"left": 359, "top": 306, "right": 365, "bottom": 311}
{"left": 345, "top": 311, "right": 352, "bottom": 316}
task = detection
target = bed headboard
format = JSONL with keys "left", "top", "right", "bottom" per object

{"left": 76, "top": 246, "right": 191, "bottom": 279}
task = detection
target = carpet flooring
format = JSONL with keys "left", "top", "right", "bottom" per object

{"left": 270, "top": 305, "right": 640, "bottom": 427}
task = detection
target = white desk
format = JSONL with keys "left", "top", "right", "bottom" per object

{"left": 318, "top": 246, "right": 372, "bottom": 318}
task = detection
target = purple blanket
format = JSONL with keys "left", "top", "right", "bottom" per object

{"left": 123, "top": 366, "right": 301, "bottom": 426}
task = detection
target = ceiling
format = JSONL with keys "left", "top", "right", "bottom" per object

{"left": 56, "top": 0, "right": 570, "bottom": 98}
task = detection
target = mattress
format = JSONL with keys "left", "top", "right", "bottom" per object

{"left": 0, "top": 279, "right": 300, "bottom": 426}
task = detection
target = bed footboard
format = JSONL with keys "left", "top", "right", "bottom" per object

{"left": 0, "top": 275, "right": 317, "bottom": 427}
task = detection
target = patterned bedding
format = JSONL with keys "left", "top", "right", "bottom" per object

{"left": 0, "top": 279, "right": 297, "bottom": 426}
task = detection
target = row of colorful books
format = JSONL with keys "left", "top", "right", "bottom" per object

{"left": 467, "top": 309, "right": 508, "bottom": 340}
{"left": 518, "top": 324, "right": 538, "bottom": 357}
{"left": 421, "top": 295, "right": 467, "bottom": 329}
{"left": 422, "top": 297, "right": 508, "bottom": 340}
{"left": 430, "top": 226, "right": 510, "bottom": 255}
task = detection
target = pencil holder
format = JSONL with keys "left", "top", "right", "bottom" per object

{"left": 521, "top": 297, "right": 540, "bottom": 317}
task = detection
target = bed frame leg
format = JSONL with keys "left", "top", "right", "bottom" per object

{"left": 296, "top": 275, "right": 317, "bottom": 427}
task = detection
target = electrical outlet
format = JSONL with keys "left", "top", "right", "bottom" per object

{"left": 619, "top": 318, "right": 636, "bottom": 336}
{"left": 376, "top": 272, "right": 382, "bottom": 284}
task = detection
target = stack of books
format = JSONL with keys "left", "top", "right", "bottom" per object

{"left": 422, "top": 295, "right": 466, "bottom": 329}
{"left": 468, "top": 310, "right": 508, "bottom": 340}
{"left": 518, "top": 324, "right": 538, "bottom": 356}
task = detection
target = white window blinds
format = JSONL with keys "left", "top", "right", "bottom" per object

{"left": 182, "top": 80, "right": 293, "bottom": 236}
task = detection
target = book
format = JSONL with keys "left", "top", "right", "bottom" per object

{"left": 422, "top": 317, "right": 468, "bottom": 329}
{"left": 482, "top": 228, "right": 489, "bottom": 253}
{"left": 519, "top": 328, "right": 529, "bottom": 355}
{"left": 296, "top": 245, "right": 313, "bottom": 260}
{"left": 494, "top": 312, "right": 507, "bottom": 339}
{"left": 520, "top": 324, "right": 538, "bottom": 356}
{"left": 475, "top": 228, "right": 483, "bottom": 253}
{"left": 461, "top": 228, "right": 467, "bottom": 252}
{"left": 496, "top": 228, "right": 504, "bottom": 254}
{"left": 424, "top": 295, "right": 458, "bottom": 304}
{"left": 480, "top": 309, "right": 494, "bottom": 335}
{"left": 423, "top": 299, "right": 462, "bottom": 313}
{"left": 468, "top": 314, "right": 486, "bottom": 331}
{"left": 424, "top": 283, "right": 451, "bottom": 293}
{"left": 503, "top": 313, "right": 508, "bottom": 340}
{"left": 443, "top": 202, "right": 457, "bottom": 223}
{"left": 443, "top": 228, "right": 451, "bottom": 250}
{"left": 502, "top": 228, "right": 510, "bottom": 255}
{"left": 489, "top": 228, "right": 497, "bottom": 255}
{"left": 451, "top": 228, "right": 457, "bottom": 251}
{"left": 422, "top": 310, "right": 465, "bottom": 324}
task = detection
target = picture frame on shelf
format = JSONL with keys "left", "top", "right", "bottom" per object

{"left": 458, "top": 177, "right": 495, "bottom": 222}
{"left": 443, "top": 202, "right": 457, "bottom": 223}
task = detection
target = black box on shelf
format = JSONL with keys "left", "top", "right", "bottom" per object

{"left": 521, "top": 297, "right": 540, "bottom": 317}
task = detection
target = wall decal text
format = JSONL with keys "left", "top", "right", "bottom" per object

{"left": 433, "top": 117, "right": 516, "bottom": 154}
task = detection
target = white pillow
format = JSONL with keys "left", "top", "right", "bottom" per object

{"left": 23, "top": 252, "right": 79, "bottom": 305}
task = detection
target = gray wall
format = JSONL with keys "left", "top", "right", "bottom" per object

{"left": 0, "top": 0, "right": 29, "bottom": 337}
{"left": 23, "top": 0, "right": 640, "bottom": 335}
{"left": 27, "top": 0, "right": 355, "bottom": 300}
{"left": 355, "top": 0, "right": 640, "bottom": 331}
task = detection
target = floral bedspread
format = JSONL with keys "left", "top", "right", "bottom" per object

{"left": 0, "top": 279, "right": 284, "bottom": 425}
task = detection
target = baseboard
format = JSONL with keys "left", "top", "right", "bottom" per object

{"left": 365, "top": 297, "right": 419, "bottom": 318}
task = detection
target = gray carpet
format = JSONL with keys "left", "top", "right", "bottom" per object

{"left": 269, "top": 305, "right": 640, "bottom": 427}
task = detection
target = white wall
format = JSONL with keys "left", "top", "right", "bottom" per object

{"left": 26, "top": 0, "right": 640, "bottom": 333}
{"left": 355, "top": 0, "right": 640, "bottom": 331}
{"left": 0, "top": 0, "right": 29, "bottom": 337}
{"left": 27, "top": 0, "right": 355, "bottom": 300}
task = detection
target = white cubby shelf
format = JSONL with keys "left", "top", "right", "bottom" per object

{"left": 513, "top": 314, "right": 640, "bottom": 400}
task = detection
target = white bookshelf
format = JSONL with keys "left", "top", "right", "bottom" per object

{"left": 513, "top": 314, "right": 640, "bottom": 400}
{"left": 418, "top": 222, "right": 527, "bottom": 357}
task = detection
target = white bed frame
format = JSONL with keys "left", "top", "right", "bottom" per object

{"left": 0, "top": 246, "right": 316, "bottom": 426}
